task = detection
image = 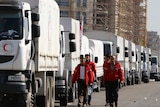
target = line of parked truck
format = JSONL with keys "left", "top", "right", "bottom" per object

{"left": 0, "top": 0, "right": 159, "bottom": 107}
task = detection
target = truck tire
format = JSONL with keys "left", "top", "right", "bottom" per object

{"left": 46, "top": 77, "right": 51, "bottom": 107}
{"left": 26, "top": 64, "right": 36, "bottom": 107}
{"left": 60, "top": 98, "right": 67, "bottom": 106}
{"left": 127, "top": 78, "right": 131, "bottom": 85}
{"left": 144, "top": 79, "right": 149, "bottom": 83}
{"left": 131, "top": 76, "right": 135, "bottom": 85}
{"left": 49, "top": 76, "right": 55, "bottom": 107}
{"left": 68, "top": 87, "right": 75, "bottom": 102}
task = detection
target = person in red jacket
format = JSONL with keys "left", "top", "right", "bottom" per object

{"left": 103, "top": 55, "right": 111, "bottom": 106}
{"left": 103, "top": 55, "right": 124, "bottom": 107}
{"left": 85, "top": 54, "right": 97, "bottom": 105}
{"left": 72, "top": 55, "right": 93, "bottom": 107}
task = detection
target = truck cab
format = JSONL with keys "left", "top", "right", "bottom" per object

{"left": 150, "top": 56, "right": 160, "bottom": 81}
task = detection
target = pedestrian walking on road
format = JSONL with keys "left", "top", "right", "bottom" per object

{"left": 85, "top": 54, "right": 97, "bottom": 105}
{"left": 103, "top": 55, "right": 111, "bottom": 106}
{"left": 103, "top": 55, "right": 124, "bottom": 107}
{"left": 72, "top": 55, "right": 93, "bottom": 107}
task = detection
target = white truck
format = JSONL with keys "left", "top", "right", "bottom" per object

{"left": 142, "top": 47, "right": 151, "bottom": 83}
{"left": 135, "top": 45, "right": 144, "bottom": 84}
{"left": 0, "top": 0, "right": 75, "bottom": 107}
{"left": 128, "top": 41, "right": 136, "bottom": 85}
{"left": 123, "top": 39, "right": 131, "bottom": 85}
{"left": 88, "top": 39, "right": 104, "bottom": 92}
{"left": 55, "top": 17, "right": 80, "bottom": 106}
{"left": 150, "top": 51, "right": 160, "bottom": 81}
{"left": 80, "top": 35, "right": 103, "bottom": 92}
{"left": 84, "top": 31, "right": 124, "bottom": 87}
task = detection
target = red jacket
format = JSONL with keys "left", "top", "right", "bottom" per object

{"left": 85, "top": 61, "right": 96, "bottom": 78}
{"left": 103, "top": 61, "right": 124, "bottom": 82}
{"left": 72, "top": 64, "right": 94, "bottom": 85}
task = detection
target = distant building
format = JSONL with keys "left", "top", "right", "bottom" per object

{"left": 147, "top": 31, "right": 160, "bottom": 51}
{"left": 55, "top": 0, "right": 147, "bottom": 46}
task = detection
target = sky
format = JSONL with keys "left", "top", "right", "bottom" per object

{"left": 147, "top": 0, "right": 160, "bottom": 35}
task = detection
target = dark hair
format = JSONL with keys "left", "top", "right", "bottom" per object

{"left": 80, "top": 55, "right": 84, "bottom": 59}
{"left": 85, "top": 54, "right": 90, "bottom": 57}
{"left": 105, "top": 54, "right": 110, "bottom": 57}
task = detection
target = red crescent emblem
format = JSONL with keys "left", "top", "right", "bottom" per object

{"left": 3, "top": 44, "right": 8, "bottom": 51}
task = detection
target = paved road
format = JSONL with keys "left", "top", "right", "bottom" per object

{"left": 55, "top": 80, "right": 160, "bottom": 107}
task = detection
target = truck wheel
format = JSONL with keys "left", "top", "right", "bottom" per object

{"left": 49, "top": 76, "right": 55, "bottom": 107}
{"left": 131, "top": 76, "right": 135, "bottom": 85}
{"left": 26, "top": 70, "right": 36, "bottom": 107}
{"left": 26, "top": 92, "right": 35, "bottom": 107}
{"left": 60, "top": 98, "right": 67, "bottom": 106}
{"left": 144, "top": 79, "right": 149, "bottom": 83}
{"left": 68, "top": 87, "right": 75, "bottom": 102}
{"left": 46, "top": 77, "right": 51, "bottom": 107}
{"left": 127, "top": 78, "right": 131, "bottom": 85}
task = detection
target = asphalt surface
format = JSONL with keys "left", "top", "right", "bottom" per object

{"left": 55, "top": 80, "right": 160, "bottom": 107}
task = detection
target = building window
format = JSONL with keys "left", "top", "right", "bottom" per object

{"left": 56, "top": 0, "right": 69, "bottom": 6}
{"left": 76, "top": 12, "right": 80, "bottom": 20}
{"left": 82, "top": 0, "right": 87, "bottom": 7}
{"left": 76, "top": 0, "right": 80, "bottom": 7}
{"left": 60, "top": 11, "right": 68, "bottom": 17}
{"left": 83, "top": 12, "right": 86, "bottom": 23}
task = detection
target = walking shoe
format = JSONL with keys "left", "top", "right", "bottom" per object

{"left": 83, "top": 104, "right": 87, "bottom": 107}
{"left": 78, "top": 103, "right": 82, "bottom": 107}
{"left": 105, "top": 103, "right": 109, "bottom": 106}
{"left": 115, "top": 102, "right": 117, "bottom": 107}
{"left": 110, "top": 103, "right": 113, "bottom": 107}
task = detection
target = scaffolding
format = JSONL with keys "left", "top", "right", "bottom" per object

{"left": 56, "top": 0, "right": 147, "bottom": 46}
{"left": 92, "top": 0, "right": 147, "bottom": 46}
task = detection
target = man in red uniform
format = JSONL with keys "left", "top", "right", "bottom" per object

{"left": 85, "top": 54, "right": 97, "bottom": 105}
{"left": 72, "top": 55, "right": 93, "bottom": 107}
{"left": 103, "top": 55, "right": 111, "bottom": 106}
{"left": 103, "top": 55, "right": 124, "bottom": 107}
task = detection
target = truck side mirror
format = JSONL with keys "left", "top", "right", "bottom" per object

{"left": 69, "top": 33, "right": 75, "bottom": 40}
{"left": 116, "top": 47, "right": 120, "bottom": 53}
{"left": 125, "top": 47, "right": 128, "bottom": 50}
{"left": 141, "top": 56, "right": 143, "bottom": 60}
{"left": 69, "top": 41, "right": 76, "bottom": 52}
{"left": 94, "top": 57, "right": 98, "bottom": 63}
{"left": 69, "top": 33, "right": 76, "bottom": 52}
{"left": 125, "top": 52, "right": 128, "bottom": 57}
{"left": 31, "top": 13, "right": 40, "bottom": 21}
{"left": 132, "top": 51, "right": 134, "bottom": 56}
{"left": 32, "top": 24, "right": 40, "bottom": 38}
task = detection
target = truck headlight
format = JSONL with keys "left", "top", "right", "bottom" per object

{"left": 8, "top": 74, "right": 25, "bottom": 82}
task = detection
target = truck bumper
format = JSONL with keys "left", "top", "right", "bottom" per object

{"left": 0, "top": 82, "right": 27, "bottom": 93}
{"left": 0, "top": 71, "right": 27, "bottom": 94}
{"left": 150, "top": 73, "right": 158, "bottom": 79}
{"left": 55, "top": 87, "right": 66, "bottom": 100}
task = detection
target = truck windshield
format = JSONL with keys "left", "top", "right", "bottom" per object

{"left": 0, "top": 10, "right": 22, "bottom": 40}
{"left": 151, "top": 57, "right": 157, "bottom": 65}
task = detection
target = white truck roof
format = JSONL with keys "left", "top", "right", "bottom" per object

{"left": 84, "top": 30, "right": 124, "bottom": 61}
{"left": 81, "top": 35, "right": 89, "bottom": 56}
{"left": 89, "top": 39, "right": 103, "bottom": 66}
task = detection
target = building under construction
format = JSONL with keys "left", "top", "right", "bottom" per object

{"left": 55, "top": 0, "right": 147, "bottom": 46}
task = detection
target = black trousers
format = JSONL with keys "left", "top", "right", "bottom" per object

{"left": 78, "top": 79, "right": 88, "bottom": 105}
{"left": 106, "top": 81, "right": 119, "bottom": 106}
{"left": 105, "top": 81, "right": 109, "bottom": 103}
